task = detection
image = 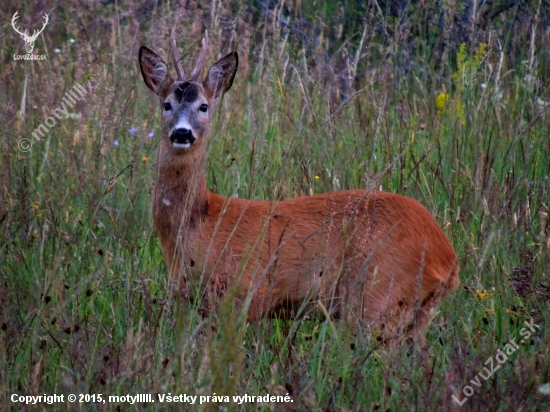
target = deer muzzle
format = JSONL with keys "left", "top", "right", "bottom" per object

{"left": 171, "top": 128, "right": 195, "bottom": 149}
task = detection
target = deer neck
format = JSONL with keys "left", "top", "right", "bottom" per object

{"left": 153, "top": 145, "right": 208, "bottom": 258}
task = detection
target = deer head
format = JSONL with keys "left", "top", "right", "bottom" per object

{"left": 12, "top": 11, "right": 49, "bottom": 54}
{"left": 139, "top": 31, "right": 238, "bottom": 167}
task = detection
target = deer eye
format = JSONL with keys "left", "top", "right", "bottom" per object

{"left": 199, "top": 104, "right": 208, "bottom": 113}
{"left": 163, "top": 102, "right": 172, "bottom": 112}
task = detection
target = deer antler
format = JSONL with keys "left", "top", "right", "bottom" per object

{"left": 171, "top": 19, "right": 209, "bottom": 82}
{"left": 171, "top": 18, "right": 185, "bottom": 81}
{"left": 190, "top": 31, "right": 209, "bottom": 82}
{"left": 11, "top": 11, "right": 48, "bottom": 41}
{"left": 11, "top": 11, "right": 28, "bottom": 39}
{"left": 30, "top": 13, "right": 49, "bottom": 41}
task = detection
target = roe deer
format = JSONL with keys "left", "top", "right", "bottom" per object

{"left": 138, "top": 32, "right": 460, "bottom": 343}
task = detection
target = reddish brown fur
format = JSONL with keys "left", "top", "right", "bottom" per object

{"left": 139, "top": 39, "right": 460, "bottom": 342}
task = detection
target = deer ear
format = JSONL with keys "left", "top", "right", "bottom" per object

{"left": 203, "top": 52, "right": 238, "bottom": 102}
{"left": 139, "top": 46, "right": 172, "bottom": 94}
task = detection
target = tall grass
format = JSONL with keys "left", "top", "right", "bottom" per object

{"left": 1, "top": 0, "right": 549, "bottom": 410}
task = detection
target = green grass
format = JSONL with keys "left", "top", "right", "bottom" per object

{"left": 1, "top": 1, "right": 549, "bottom": 410}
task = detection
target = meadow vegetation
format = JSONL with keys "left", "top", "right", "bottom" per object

{"left": 1, "top": 0, "right": 549, "bottom": 410}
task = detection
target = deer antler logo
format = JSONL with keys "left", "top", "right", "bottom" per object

{"left": 12, "top": 11, "right": 49, "bottom": 54}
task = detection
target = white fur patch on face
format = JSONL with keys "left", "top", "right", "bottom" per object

{"left": 162, "top": 198, "right": 172, "bottom": 206}
{"left": 173, "top": 119, "right": 194, "bottom": 135}
{"left": 172, "top": 142, "right": 191, "bottom": 149}
{"left": 171, "top": 118, "right": 195, "bottom": 149}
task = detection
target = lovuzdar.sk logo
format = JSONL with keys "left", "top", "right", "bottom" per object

{"left": 12, "top": 10, "right": 49, "bottom": 61}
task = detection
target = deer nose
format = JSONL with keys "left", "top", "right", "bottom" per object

{"left": 170, "top": 128, "right": 196, "bottom": 148}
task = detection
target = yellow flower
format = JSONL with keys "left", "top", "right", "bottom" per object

{"left": 315, "top": 176, "right": 320, "bottom": 180}
{"left": 487, "top": 308, "right": 495, "bottom": 314}
{"left": 142, "top": 156, "right": 148, "bottom": 163}
{"left": 476, "top": 289, "right": 488, "bottom": 300}
{"left": 435, "top": 93, "right": 449, "bottom": 116}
